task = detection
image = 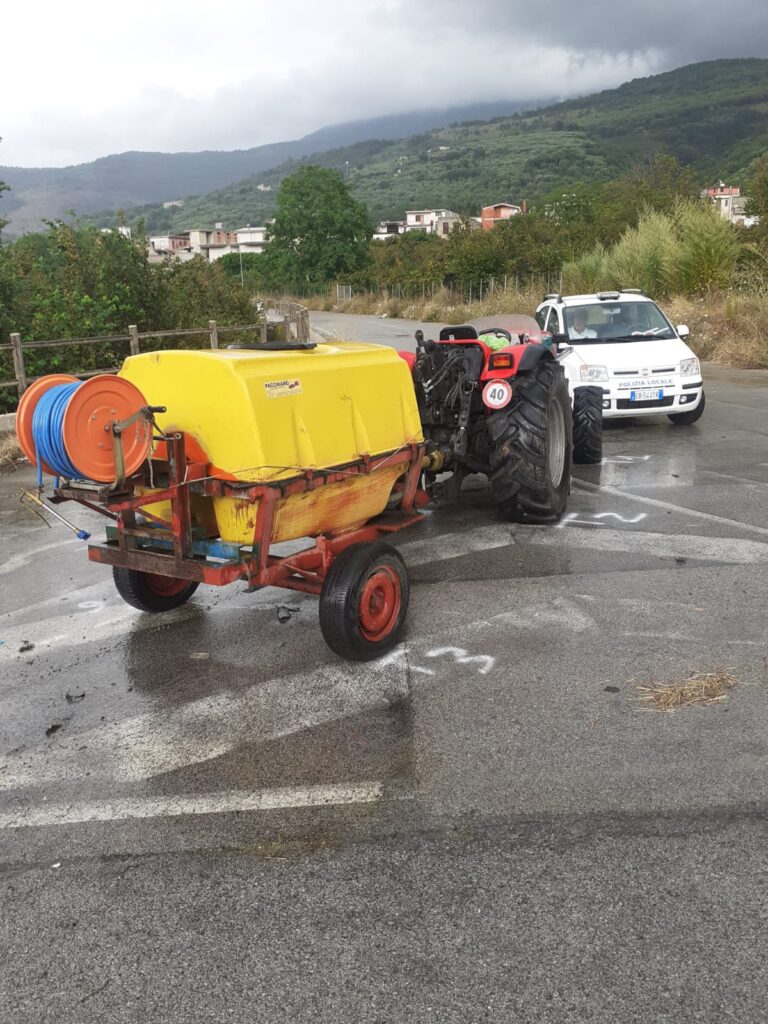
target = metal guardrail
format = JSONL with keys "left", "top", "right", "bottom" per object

{"left": 0, "top": 299, "right": 311, "bottom": 406}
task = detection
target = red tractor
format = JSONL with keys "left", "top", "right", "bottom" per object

{"left": 399, "top": 314, "right": 598, "bottom": 522}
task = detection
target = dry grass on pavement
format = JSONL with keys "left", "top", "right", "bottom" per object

{"left": 0, "top": 433, "right": 23, "bottom": 473}
{"left": 634, "top": 669, "right": 737, "bottom": 712}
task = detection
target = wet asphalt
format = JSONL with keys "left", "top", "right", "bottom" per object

{"left": 1, "top": 316, "right": 767, "bottom": 1022}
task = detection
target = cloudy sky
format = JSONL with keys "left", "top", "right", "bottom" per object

{"left": 2, "top": 0, "right": 767, "bottom": 167}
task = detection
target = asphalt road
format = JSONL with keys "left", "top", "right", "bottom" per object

{"left": 1, "top": 318, "right": 767, "bottom": 1022}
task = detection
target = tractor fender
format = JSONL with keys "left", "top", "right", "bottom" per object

{"left": 516, "top": 344, "right": 554, "bottom": 374}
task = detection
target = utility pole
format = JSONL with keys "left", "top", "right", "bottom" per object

{"left": 239, "top": 247, "right": 244, "bottom": 288}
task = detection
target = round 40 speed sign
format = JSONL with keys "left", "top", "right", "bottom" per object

{"left": 482, "top": 378, "right": 513, "bottom": 410}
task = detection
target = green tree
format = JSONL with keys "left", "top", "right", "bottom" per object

{"left": 265, "top": 166, "right": 372, "bottom": 291}
{"left": 0, "top": 181, "right": 8, "bottom": 240}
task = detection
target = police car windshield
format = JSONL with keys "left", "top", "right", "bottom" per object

{"left": 565, "top": 302, "right": 676, "bottom": 343}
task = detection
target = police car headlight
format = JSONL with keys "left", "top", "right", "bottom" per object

{"left": 579, "top": 365, "right": 609, "bottom": 382}
{"left": 680, "top": 357, "right": 700, "bottom": 376}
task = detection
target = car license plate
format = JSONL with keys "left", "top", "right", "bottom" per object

{"left": 630, "top": 389, "right": 663, "bottom": 401}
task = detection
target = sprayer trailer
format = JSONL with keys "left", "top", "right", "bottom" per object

{"left": 16, "top": 339, "right": 426, "bottom": 661}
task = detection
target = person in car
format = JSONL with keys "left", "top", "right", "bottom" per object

{"left": 568, "top": 310, "right": 597, "bottom": 340}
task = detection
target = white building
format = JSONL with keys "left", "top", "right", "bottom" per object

{"left": 101, "top": 226, "right": 132, "bottom": 239}
{"left": 235, "top": 225, "right": 269, "bottom": 253}
{"left": 404, "top": 209, "right": 461, "bottom": 235}
{"left": 701, "top": 183, "right": 749, "bottom": 225}
{"left": 373, "top": 219, "right": 406, "bottom": 242}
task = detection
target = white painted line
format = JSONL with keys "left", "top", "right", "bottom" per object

{"left": 526, "top": 527, "right": 768, "bottom": 563}
{"left": 400, "top": 524, "right": 513, "bottom": 565}
{"left": 0, "top": 782, "right": 384, "bottom": 830}
{"left": 573, "top": 480, "right": 768, "bottom": 538}
{"left": 0, "top": 538, "right": 79, "bottom": 575}
{"left": 622, "top": 630, "right": 764, "bottom": 646}
{"left": 0, "top": 662, "right": 405, "bottom": 790}
{"left": 700, "top": 470, "right": 768, "bottom": 490}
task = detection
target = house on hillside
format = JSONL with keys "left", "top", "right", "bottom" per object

{"left": 701, "top": 183, "right": 750, "bottom": 225}
{"left": 481, "top": 202, "right": 523, "bottom": 231}
{"left": 373, "top": 219, "right": 406, "bottom": 241}
{"left": 404, "top": 208, "right": 462, "bottom": 236}
{"left": 235, "top": 225, "right": 269, "bottom": 254}
{"left": 188, "top": 225, "right": 237, "bottom": 261}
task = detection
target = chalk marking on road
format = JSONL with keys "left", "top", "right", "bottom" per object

{"left": 374, "top": 646, "right": 435, "bottom": 675}
{"left": 426, "top": 647, "right": 495, "bottom": 675}
{"left": 572, "top": 479, "right": 768, "bottom": 539}
{"left": 556, "top": 512, "right": 605, "bottom": 529}
{"left": 0, "top": 782, "right": 386, "bottom": 830}
{"left": 556, "top": 511, "right": 647, "bottom": 529}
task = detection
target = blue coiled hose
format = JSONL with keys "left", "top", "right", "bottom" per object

{"left": 31, "top": 381, "right": 83, "bottom": 479}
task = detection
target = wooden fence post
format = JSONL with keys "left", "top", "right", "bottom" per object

{"left": 10, "top": 333, "right": 27, "bottom": 396}
{"left": 208, "top": 320, "right": 219, "bottom": 349}
{"left": 128, "top": 325, "right": 140, "bottom": 355}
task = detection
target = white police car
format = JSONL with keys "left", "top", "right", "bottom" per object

{"left": 535, "top": 290, "right": 705, "bottom": 425}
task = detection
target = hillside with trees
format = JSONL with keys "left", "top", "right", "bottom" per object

{"left": 0, "top": 100, "right": 542, "bottom": 237}
{"left": 90, "top": 59, "right": 768, "bottom": 234}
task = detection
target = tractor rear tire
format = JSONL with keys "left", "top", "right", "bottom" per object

{"left": 572, "top": 385, "right": 604, "bottom": 464}
{"left": 113, "top": 567, "right": 199, "bottom": 613}
{"left": 319, "top": 542, "right": 409, "bottom": 661}
{"left": 487, "top": 358, "right": 572, "bottom": 523}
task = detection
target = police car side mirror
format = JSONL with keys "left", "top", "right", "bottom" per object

{"left": 677, "top": 324, "right": 690, "bottom": 339}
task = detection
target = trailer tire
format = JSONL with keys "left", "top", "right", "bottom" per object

{"left": 319, "top": 542, "right": 409, "bottom": 661}
{"left": 487, "top": 358, "right": 572, "bottom": 522}
{"left": 572, "top": 385, "right": 603, "bottom": 464}
{"left": 113, "top": 567, "right": 199, "bottom": 613}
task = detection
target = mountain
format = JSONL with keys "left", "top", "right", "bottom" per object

{"left": 87, "top": 58, "right": 768, "bottom": 235}
{"left": 0, "top": 101, "right": 550, "bottom": 237}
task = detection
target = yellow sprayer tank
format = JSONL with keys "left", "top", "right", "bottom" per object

{"left": 118, "top": 341, "right": 423, "bottom": 544}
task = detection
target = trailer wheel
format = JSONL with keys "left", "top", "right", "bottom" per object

{"left": 572, "top": 385, "right": 604, "bottom": 464}
{"left": 487, "top": 358, "right": 572, "bottom": 522}
{"left": 113, "top": 567, "right": 199, "bottom": 613}
{"left": 319, "top": 542, "right": 409, "bottom": 661}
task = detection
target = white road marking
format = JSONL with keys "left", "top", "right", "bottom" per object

{"left": 527, "top": 527, "right": 768, "bottom": 563}
{"left": 400, "top": 524, "right": 513, "bottom": 565}
{"left": 0, "top": 782, "right": 385, "bottom": 829}
{"left": 0, "top": 538, "right": 78, "bottom": 575}
{"left": 0, "top": 662, "right": 405, "bottom": 790}
{"left": 469, "top": 596, "right": 597, "bottom": 635}
{"left": 572, "top": 479, "right": 768, "bottom": 538}
{"left": 622, "top": 630, "right": 764, "bottom": 646}
{"left": 600, "top": 455, "right": 652, "bottom": 464}
{"left": 700, "top": 470, "right": 768, "bottom": 489}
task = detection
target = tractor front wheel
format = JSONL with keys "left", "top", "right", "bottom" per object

{"left": 113, "top": 567, "right": 199, "bottom": 613}
{"left": 319, "top": 542, "right": 409, "bottom": 661}
{"left": 487, "top": 359, "right": 572, "bottom": 522}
